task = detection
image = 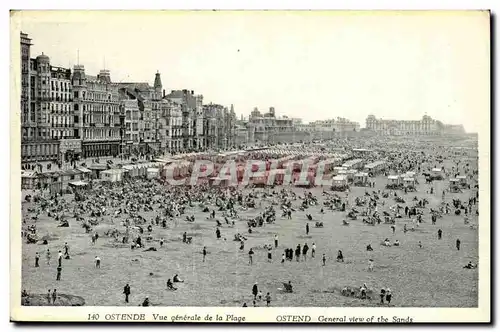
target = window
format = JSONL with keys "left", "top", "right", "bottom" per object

{"left": 74, "top": 91, "right": 78, "bottom": 98}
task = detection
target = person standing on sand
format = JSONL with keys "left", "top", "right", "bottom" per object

{"left": 64, "top": 242, "right": 69, "bottom": 256}
{"left": 203, "top": 246, "right": 207, "bottom": 262}
{"left": 456, "top": 238, "right": 461, "bottom": 251}
{"left": 252, "top": 283, "right": 258, "bottom": 300}
{"left": 302, "top": 243, "right": 309, "bottom": 261}
{"left": 58, "top": 250, "right": 63, "bottom": 267}
{"left": 306, "top": 223, "right": 310, "bottom": 235}
{"left": 95, "top": 256, "right": 101, "bottom": 268}
{"left": 385, "top": 288, "right": 392, "bottom": 305}
{"left": 248, "top": 248, "right": 254, "bottom": 265}
{"left": 47, "top": 290, "right": 51, "bottom": 304}
{"left": 274, "top": 234, "right": 279, "bottom": 248}
{"left": 123, "top": 283, "right": 131, "bottom": 303}
{"left": 438, "top": 229, "right": 442, "bottom": 240}
{"left": 35, "top": 252, "right": 40, "bottom": 267}
{"left": 322, "top": 254, "right": 326, "bottom": 266}
{"left": 380, "top": 288, "right": 386, "bottom": 304}
{"left": 56, "top": 265, "right": 62, "bottom": 281}
{"left": 52, "top": 289, "right": 57, "bottom": 304}
{"left": 311, "top": 243, "right": 316, "bottom": 258}
{"left": 46, "top": 248, "right": 51, "bottom": 265}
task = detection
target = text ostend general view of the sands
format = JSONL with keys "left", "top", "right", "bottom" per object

{"left": 10, "top": 10, "right": 490, "bottom": 323}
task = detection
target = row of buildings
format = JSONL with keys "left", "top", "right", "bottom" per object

{"left": 20, "top": 32, "right": 466, "bottom": 165}
{"left": 364, "top": 115, "right": 466, "bottom": 136}
{"left": 20, "top": 32, "right": 238, "bottom": 165}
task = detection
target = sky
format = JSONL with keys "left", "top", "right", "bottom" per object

{"left": 12, "top": 10, "right": 489, "bottom": 132}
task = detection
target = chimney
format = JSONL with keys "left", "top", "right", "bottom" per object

{"left": 191, "top": 90, "right": 194, "bottom": 95}
{"left": 163, "top": 89, "right": 165, "bottom": 97}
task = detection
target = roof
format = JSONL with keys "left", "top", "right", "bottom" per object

{"left": 364, "top": 161, "right": 385, "bottom": 168}
{"left": 388, "top": 175, "right": 399, "bottom": 180}
{"left": 88, "top": 164, "right": 108, "bottom": 170}
{"left": 117, "top": 82, "right": 152, "bottom": 91}
{"left": 449, "top": 178, "right": 459, "bottom": 182}
{"left": 77, "top": 167, "right": 91, "bottom": 173}
{"left": 355, "top": 172, "right": 369, "bottom": 177}
{"left": 332, "top": 175, "right": 347, "bottom": 181}
{"left": 38, "top": 172, "right": 60, "bottom": 178}
{"left": 61, "top": 169, "right": 82, "bottom": 176}
{"left": 69, "top": 180, "right": 88, "bottom": 186}
{"left": 403, "top": 177, "right": 414, "bottom": 181}
{"left": 456, "top": 175, "right": 467, "bottom": 179}
{"left": 432, "top": 168, "right": 443, "bottom": 172}
{"left": 21, "top": 170, "right": 37, "bottom": 178}
{"left": 101, "top": 168, "right": 126, "bottom": 174}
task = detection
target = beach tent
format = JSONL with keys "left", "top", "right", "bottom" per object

{"left": 101, "top": 169, "right": 127, "bottom": 182}
{"left": 403, "top": 177, "right": 415, "bottom": 187}
{"left": 354, "top": 172, "right": 369, "bottom": 185}
{"left": 332, "top": 175, "right": 348, "bottom": 187}
{"left": 21, "top": 170, "right": 38, "bottom": 190}
{"left": 387, "top": 175, "right": 400, "bottom": 185}
{"left": 147, "top": 168, "right": 160, "bottom": 179}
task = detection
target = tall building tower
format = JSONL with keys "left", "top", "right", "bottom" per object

{"left": 269, "top": 106, "right": 275, "bottom": 117}
{"left": 20, "top": 32, "right": 32, "bottom": 140}
{"left": 71, "top": 64, "right": 87, "bottom": 141}
{"left": 34, "top": 53, "right": 51, "bottom": 140}
{"left": 154, "top": 71, "right": 162, "bottom": 95}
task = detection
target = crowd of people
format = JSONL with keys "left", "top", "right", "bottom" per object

{"left": 21, "top": 135, "right": 479, "bottom": 307}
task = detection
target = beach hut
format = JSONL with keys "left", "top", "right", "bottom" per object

{"left": 147, "top": 168, "right": 160, "bottom": 179}
{"left": 341, "top": 159, "right": 364, "bottom": 170}
{"left": 353, "top": 172, "right": 369, "bottom": 186}
{"left": 456, "top": 175, "right": 469, "bottom": 188}
{"left": 68, "top": 180, "right": 89, "bottom": 189}
{"left": 363, "top": 161, "right": 386, "bottom": 176}
{"left": 88, "top": 163, "right": 108, "bottom": 178}
{"left": 403, "top": 177, "right": 416, "bottom": 189}
{"left": 449, "top": 178, "right": 461, "bottom": 192}
{"left": 405, "top": 171, "right": 416, "bottom": 178}
{"left": 386, "top": 175, "right": 401, "bottom": 189}
{"left": 101, "top": 169, "right": 126, "bottom": 182}
{"left": 431, "top": 168, "right": 444, "bottom": 180}
{"left": 21, "top": 170, "right": 38, "bottom": 190}
{"left": 331, "top": 175, "right": 349, "bottom": 192}
{"left": 334, "top": 166, "right": 347, "bottom": 175}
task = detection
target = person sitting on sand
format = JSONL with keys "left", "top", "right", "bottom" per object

{"left": 393, "top": 240, "right": 400, "bottom": 246}
{"left": 383, "top": 239, "right": 391, "bottom": 247}
{"left": 142, "top": 297, "right": 150, "bottom": 306}
{"left": 463, "top": 261, "right": 476, "bottom": 269}
{"left": 360, "top": 285, "right": 367, "bottom": 299}
{"left": 336, "top": 250, "right": 344, "bottom": 262}
{"left": 167, "top": 279, "right": 177, "bottom": 290}
{"left": 366, "top": 244, "right": 373, "bottom": 251}
{"left": 173, "top": 274, "right": 184, "bottom": 283}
